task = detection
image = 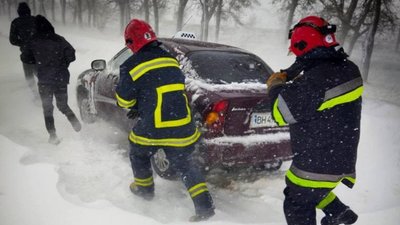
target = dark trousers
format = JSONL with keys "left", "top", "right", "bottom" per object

{"left": 38, "top": 83, "right": 77, "bottom": 135}
{"left": 129, "top": 143, "right": 214, "bottom": 213}
{"left": 283, "top": 178, "right": 348, "bottom": 225}
{"left": 22, "top": 63, "right": 37, "bottom": 94}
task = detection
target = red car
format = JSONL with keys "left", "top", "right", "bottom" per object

{"left": 76, "top": 36, "right": 292, "bottom": 179}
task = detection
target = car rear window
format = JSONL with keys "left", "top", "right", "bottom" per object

{"left": 187, "top": 51, "right": 272, "bottom": 84}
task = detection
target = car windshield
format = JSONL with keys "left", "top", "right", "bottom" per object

{"left": 187, "top": 51, "right": 271, "bottom": 84}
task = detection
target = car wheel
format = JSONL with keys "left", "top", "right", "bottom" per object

{"left": 151, "top": 148, "right": 178, "bottom": 180}
{"left": 255, "top": 159, "right": 283, "bottom": 171}
{"left": 79, "top": 98, "right": 97, "bottom": 124}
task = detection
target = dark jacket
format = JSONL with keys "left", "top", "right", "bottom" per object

{"left": 269, "top": 47, "right": 362, "bottom": 186}
{"left": 115, "top": 42, "right": 200, "bottom": 148}
{"left": 9, "top": 2, "right": 37, "bottom": 64}
{"left": 27, "top": 15, "right": 75, "bottom": 85}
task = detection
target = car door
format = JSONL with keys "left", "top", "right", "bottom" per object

{"left": 96, "top": 47, "right": 133, "bottom": 122}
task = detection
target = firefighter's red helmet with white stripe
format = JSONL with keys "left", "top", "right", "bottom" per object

{"left": 288, "top": 16, "right": 339, "bottom": 56}
{"left": 124, "top": 19, "right": 157, "bottom": 53}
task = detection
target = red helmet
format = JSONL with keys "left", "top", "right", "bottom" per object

{"left": 124, "top": 19, "right": 157, "bottom": 53}
{"left": 288, "top": 16, "right": 339, "bottom": 56}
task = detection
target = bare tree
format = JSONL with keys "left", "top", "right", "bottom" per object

{"left": 214, "top": 0, "right": 223, "bottom": 41}
{"left": 152, "top": 0, "right": 159, "bottom": 33}
{"left": 31, "top": 0, "right": 37, "bottom": 15}
{"left": 199, "top": 0, "right": 218, "bottom": 41}
{"left": 60, "top": 0, "right": 66, "bottom": 24}
{"left": 115, "top": 0, "right": 130, "bottom": 33}
{"left": 396, "top": 26, "right": 400, "bottom": 52}
{"left": 50, "top": 0, "right": 55, "bottom": 21}
{"left": 361, "top": 0, "right": 381, "bottom": 81}
{"left": 285, "top": 0, "right": 299, "bottom": 41}
{"left": 143, "top": 0, "right": 150, "bottom": 22}
{"left": 176, "top": 0, "right": 189, "bottom": 31}
{"left": 38, "top": 0, "right": 47, "bottom": 16}
{"left": 6, "top": 0, "right": 13, "bottom": 20}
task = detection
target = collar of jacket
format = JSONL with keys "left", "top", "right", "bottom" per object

{"left": 294, "top": 46, "right": 348, "bottom": 72}
{"left": 299, "top": 46, "right": 348, "bottom": 61}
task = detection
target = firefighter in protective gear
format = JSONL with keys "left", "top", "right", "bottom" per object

{"left": 115, "top": 19, "right": 215, "bottom": 222}
{"left": 267, "top": 16, "right": 362, "bottom": 225}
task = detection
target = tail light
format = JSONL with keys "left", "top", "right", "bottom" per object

{"left": 205, "top": 100, "right": 229, "bottom": 134}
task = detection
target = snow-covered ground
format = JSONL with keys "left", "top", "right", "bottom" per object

{"left": 0, "top": 16, "right": 399, "bottom": 225}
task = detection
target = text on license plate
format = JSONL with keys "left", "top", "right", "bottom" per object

{"left": 249, "top": 112, "right": 277, "bottom": 128}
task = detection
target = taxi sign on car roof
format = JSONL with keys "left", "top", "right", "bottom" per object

{"left": 173, "top": 31, "right": 197, "bottom": 40}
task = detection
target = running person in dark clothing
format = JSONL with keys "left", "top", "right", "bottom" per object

{"left": 26, "top": 15, "right": 81, "bottom": 144}
{"left": 9, "top": 2, "right": 38, "bottom": 95}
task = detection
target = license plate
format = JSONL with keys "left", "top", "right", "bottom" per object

{"left": 249, "top": 112, "right": 277, "bottom": 128}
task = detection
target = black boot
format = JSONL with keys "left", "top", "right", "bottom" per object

{"left": 190, "top": 191, "right": 215, "bottom": 222}
{"left": 129, "top": 182, "right": 154, "bottom": 201}
{"left": 48, "top": 132, "right": 61, "bottom": 145}
{"left": 189, "top": 208, "right": 215, "bottom": 222}
{"left": 44, "top": 116, "right": 60, "bottom": 145}
{"left": 321, "top": 208, "right": 358, "bottom": 225}
{"left": 67, "top": 114, "right": 82, "bottom": 132}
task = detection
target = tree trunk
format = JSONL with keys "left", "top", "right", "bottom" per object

{"left": 337, "top": 0, "right": 358, "bottom": 43}
{"left": 176, "top": 0, "right": 188, "bottom": 32}
{"left": 125, "top": 2, "right": 130, "bottom": 27}
{"left": 51, "top": 0, "right": 55, "bottom": 21}
{"left": 214, "top": 0, "right": 222, "bottom": 42}
{"left": 31, "top": 0, "right": 36, "bottom": 15}
{"left": 361, "top": 0, "right": 381, "bottom": 82}
{"left": 285, "top": 0, "right": 298, "bottom": 42}
{"left": 77, "top": 0, "right": 83, "bottom": 26}
{"left": 60, "top": 0, "right": 66, "bottom": 25}
{"left": 6, "top": 0, "right": 12, "bottom": 20}
{"left": 119, "top": 1, "right": 126, "bottom": 33}
{"left": 396, "top": 26, "right": 400, "bottom": 52}
{"left": 144, "top": 0, "right": 150, "bottom": 22}
{"left": 38, "top": 0, "right": 46, "bottom": 16}
{"left": 200, "top": 0, "right": 217, "bottom": 41}
{"left": 152, "top": 0, "right": 159, "bottom": 34}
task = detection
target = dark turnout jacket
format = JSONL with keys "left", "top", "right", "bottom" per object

{"left": 115, "top": 43, "right": 200, "bottom": 148}
{"left": 27, "top": 16, "right": 75, "bottom": 85}
{"left": 269, "top": 47, "right": 363, "bottom": 188}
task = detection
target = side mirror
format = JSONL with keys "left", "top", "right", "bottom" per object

{"left": 91, "top": 59, "right": 106, "bottom": 71}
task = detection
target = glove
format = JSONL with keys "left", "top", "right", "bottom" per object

{"left": 266, "top": 72, "right": 287, "bottom": 87}
{"left": 126, "top": 108, "right": 138, "bottom": 119}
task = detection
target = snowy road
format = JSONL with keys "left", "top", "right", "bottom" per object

{"left": 0, "top": 18, "right": 400, "bottom": 225}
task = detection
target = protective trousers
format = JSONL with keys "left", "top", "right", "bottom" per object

{"left": 38, "top": 84, "right": 79, "bottom": 135}
{"left": 129, "top": 143, "right": 214, "bottom": 214}
{"left": 22, "top": 63, "right": 37, "bottom": 95}
{"left": 283, "top": 178, "right": 349, "bottom": 225}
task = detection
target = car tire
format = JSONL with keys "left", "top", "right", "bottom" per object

{"left": 255, "top": 159, "right": 283, "bottom": 171}
{"left": 151, "top": 148, "right": 179, "bottom": 180}
{"left": 79, "top": 97, "right": 97, "bottom": 124}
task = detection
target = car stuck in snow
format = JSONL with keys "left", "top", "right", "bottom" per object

{"left": 76, "top": 35, "right": 292, "bottom": 179}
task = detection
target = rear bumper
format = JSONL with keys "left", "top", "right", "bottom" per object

{"left": 200, "top": 132, "right": 292, "bottom": 168}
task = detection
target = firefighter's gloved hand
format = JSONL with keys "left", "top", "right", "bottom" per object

{"left": 267, "top": 72, "right": 287, "bottom": 93}
{"left": 126, "top": 108, "right": 138, "bottom": 119}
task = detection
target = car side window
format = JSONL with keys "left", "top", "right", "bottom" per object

{"left": 109, "top": 47, "right": 133, "bottom": 75}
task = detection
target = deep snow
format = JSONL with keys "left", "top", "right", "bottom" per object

{"left": 0, "top": 15, "right": 400, "bottom": 225}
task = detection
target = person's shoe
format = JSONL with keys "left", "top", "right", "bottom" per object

{"left": 129, "top": 182, "right": 154, "bottom": 201}
{"left": 68, "top": 115, "right": 82, "bottom": 132}
{"left": 48, "top": 134, "right": 61, "bottom": 145}
{"left": 321, "top": 208, "right": 358, "bottom": 225}
{"left": 189, "top": 208, "right": 215, "bottom": 222}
